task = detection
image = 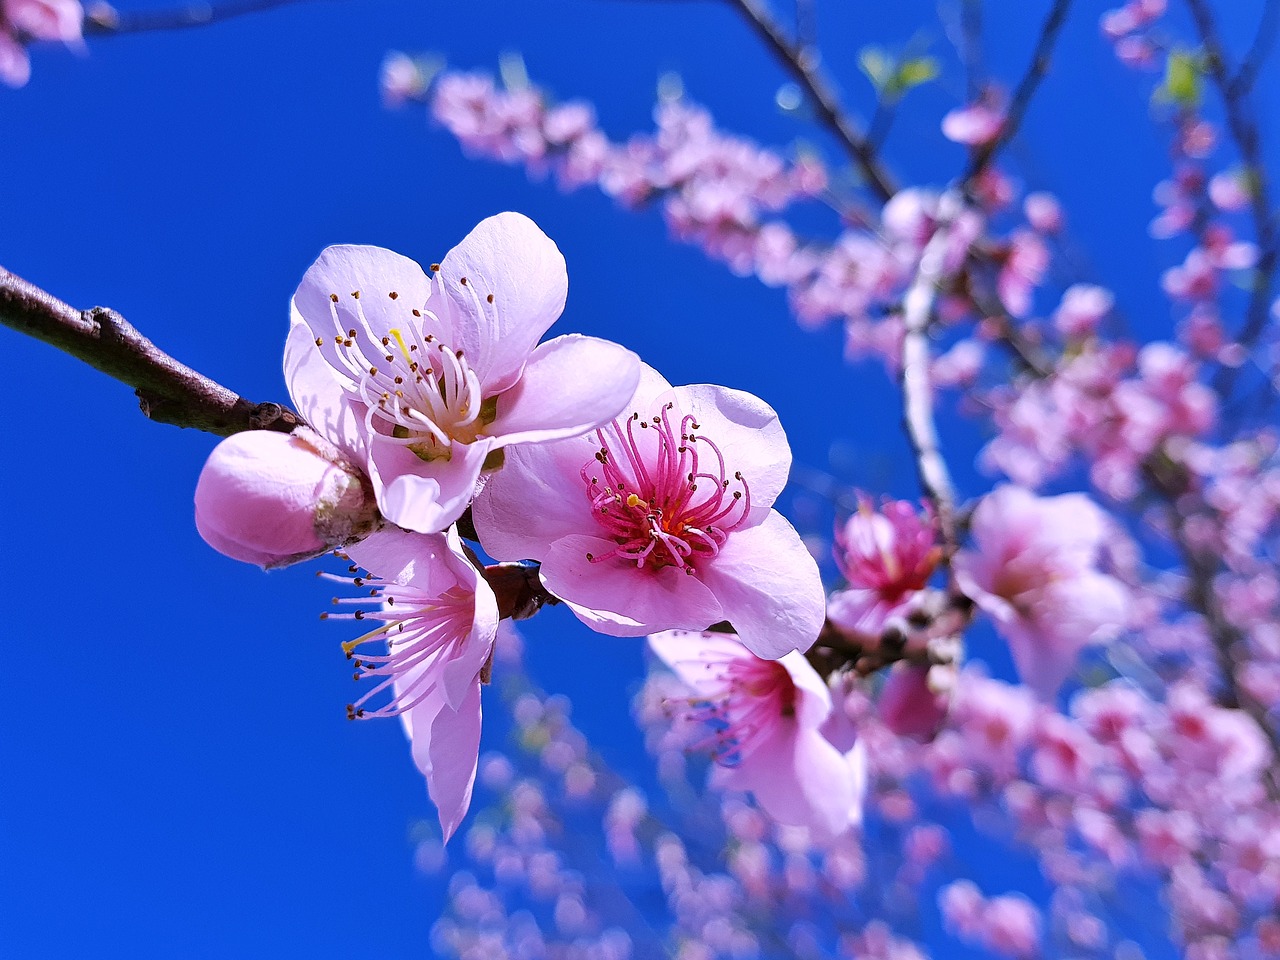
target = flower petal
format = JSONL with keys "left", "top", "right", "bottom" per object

{"left": 647, "top": 629, "right": 754, "bottom": 689}
{"left": 407, "top": 680, "right": 482, "bottom": 842}
{"left": 541, "top": 535, "right": 724, "bottom": 636}
{"left": 368, "top": 437, "right": 494, "bottom": 534}
{"left": 283, "top": 320, "right": 370, "bottom": 462}
{"left": 435, "top": 212, "right": 568, "bottom": 393}
{"left": 720, "top": 723, "right": 857, "bottom": 838}
{"left": 673, "top": 383, "right": 791, "bottom": 519}
{"left": 699, "top": 510, "right": 825, "bottom": 659}
{"left": 488, "top": 335, "right": 641, "bottom": 446}
{"left": 471, "top": 435, "right": 601, "bottom": 562}
{"left": 292, "top": 245, "right": 438, "bottom": 376}
{"left": 344, "top": 527, "right": 452, "bottom": 588}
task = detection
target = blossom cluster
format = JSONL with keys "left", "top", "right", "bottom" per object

{"left": 380, "top": 12, "right": 1280, "bottom": 953}
{"left": 193, "top": 212, "right": 825, "bottom": 838}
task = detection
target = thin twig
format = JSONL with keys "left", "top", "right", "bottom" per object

{"left": 962, "top": 0, "right": 1074, "bottom": 184}
{"left": 1184, "top": 0, "right": 1279, "bottom": 394}
{"left": 83, "top": 0, "right": 327, "bottom": 36}
{"left": 0, "top": 266, "right": 299, "bottom": 435}
{"left": 725, "top": 0, "right": 898, "bottom": 203}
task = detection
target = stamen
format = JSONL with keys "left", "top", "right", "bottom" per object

{"left": 580, "top": 400, "right": 751, "bottom": 573}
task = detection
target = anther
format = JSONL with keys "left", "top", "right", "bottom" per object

{"left": 329, "top": 293, "right": 339, "bottom": 303}
{"left": 430, "top": 263, "right": 440, "bottom": 272}
{"left": 389, "top": 291, "right": 399, "bottom": 300}
{"left": 351, "top": 291, "right": 361, "bottom": 299}
{"left": 486, "top": 294, "right": 494, "bottom": 304}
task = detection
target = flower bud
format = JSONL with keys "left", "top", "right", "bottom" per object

{"left": 194, "top": 427, "right": 379, "bottom": 568}
{"left": 879, "top": 663, "right": 950, "bottom": 742}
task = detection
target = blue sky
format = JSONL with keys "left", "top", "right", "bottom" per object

{"left": 1, "top": 1, "right": 1275, "bottom": 957}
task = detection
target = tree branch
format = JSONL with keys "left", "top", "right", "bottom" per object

{"left": 1184, "top": 0, "right": 1279, "bottom": 390}
{"left": 724, "top": 0, "right": 898, "bottom": 203}
{"left": 83, "top": 0, "right": 329, "bottom": 36}
{"left": 900, "top": 193, "right": 963, "bottom": 554}
{"left": 0, "top": 266, "right": 299, "bottom": 436}
{"left": 963, "top": 0, "right": 1074, "bottom": 184}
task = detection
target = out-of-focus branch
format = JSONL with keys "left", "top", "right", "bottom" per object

{"left": 725, "top": 0, "right": 898, "bottom": 203}
{"left": 962, "top": 0, "right": 1074, "bottom": 183}
{"left": 83, "top": 0, "right": 327, "bottom": 35}
{"left": 1144, "top": 457, "right": 1280, "bottom": 802}
{"left": 960, "top": 0, "right": 984, "bottom": 99}
{"left": 1184, "top": 0, "right": 1279, "bottom": 389}
{"left": 900, "top": 194, "right": 962, "bottom": 554}
{"left": 0, "top": 266, "right": 299, "bottom": 436}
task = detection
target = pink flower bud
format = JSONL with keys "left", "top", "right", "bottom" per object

{"left": 194, "top": 428, "right": 378, "bottom": 568}
{"left": 879, "top": 663, "right": 950, "bottom": 742}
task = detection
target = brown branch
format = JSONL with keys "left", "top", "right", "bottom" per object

{"left": 963, "top": 0, "right": 1074, "bottom": 184}
{"left": 1184, "top": 0, "right": 1278, "bottom": 388}
{"left": 0, "top": 266, "right": 299, "bottom": 436}
{"left": 83, "top": 0, "right": 330, "bottom": 36}
{"left": 1145, "top": 459, "right": 1280, "bottom": 802}
{"left": 725, "top": 0, "right": 898, "bottom": 203}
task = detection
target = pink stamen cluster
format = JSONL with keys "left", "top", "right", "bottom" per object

{"left": 671, "top": 655, "right": 795, "bottom": 767}
{"left": 320, "top": 562, "right": 476, "bottom": 721}
{"left": 581, "top": 402, "right": 751, "bottom": 572}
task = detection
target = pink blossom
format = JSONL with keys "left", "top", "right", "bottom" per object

{"left": 334, "top": 527, "right": 500, "bottom": 840}
{"left": 1023, "top": 192, "right": 1064, "bottom": 233}
{"left": 1209, "top": 170, "right": 1252, "bottom": 212}
{"left": 194, "top": 427, "right": 378, "bottom": 569}
{"left": 284, "top": 212, "right": 641, "bottom": 534}
{"left": 472, "top": 363, "right": 825, "bottom": 659}
{"left": 942, "top": 100, "right": 1005, "bottom": 147}
{"left": 649, "top": 629, "right": 865, "bottom": 837}
{"left": 1052, "top": 284, "right": 1114, "bottom": 339}
{"left": 380, "top": 52, "right": 426, "bottom": 107}
{"left": 954, "top": 486, "right": 1130, "bottom": 699}
{"left": 0, "top": 0, "right": 82, "bottom": 87}
{"left": 827, "top": 498, "right": 939, "bottom": 638}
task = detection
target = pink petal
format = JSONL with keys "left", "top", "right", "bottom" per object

{"left": 0, "top": 34, "right": 30, "bottom": 88}
{"left": 672, "top": 383, "right": 790, "bottom": 519}
{"left": 344, "top": 527, "right": 454, "bottom": 589}
{"left": 723, "top": 723, "right": 857, "bottom": 838}
{"left": 487, "top": 334, "right": 641, "bottom": 445}
{"left": 698, "top": 511, "right": 826, "bottom": 659}
{"left": 435, "top": 212, "right": 568, "bottom": 393}
{"left": 471, "top": 436, "right": 599, "bottom": 562}
{"left": 541, "top": 534, "right": 724, "bottom": 636}
{"left": 283, "top": 318, "right": 370, "bottom": 463}
{"left": 779, "top": 650, "right": 834, "bottom": 728}
{"left": 648, "top": 629, "right": 755, "bottom": 688}
{"left": 292, "top": 245, "right": 438, "bottom": 374}
{"left": 408, "top": 680, "right": 483, "bottom": 842}
{"left": 368, "top": 436, "right": 494, "bottom": 534}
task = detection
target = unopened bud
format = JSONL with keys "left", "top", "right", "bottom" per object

{"left": 194, "top": 427, "right": 379, "bottom": 569}
{"left": 879, "top": 663, "right": 950, "bottom": 743}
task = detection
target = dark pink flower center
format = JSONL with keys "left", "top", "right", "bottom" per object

{"left": 580, "top": 402, "right": 751, "bottom": 573}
